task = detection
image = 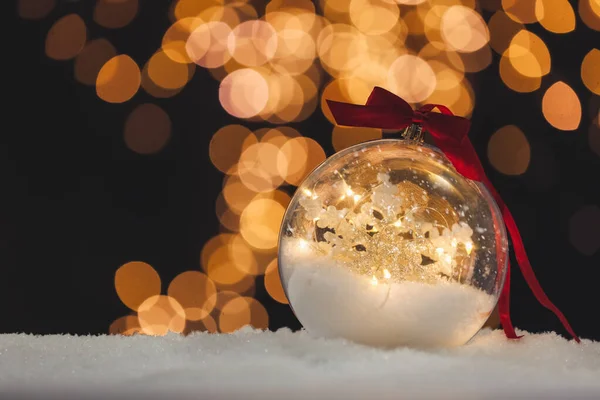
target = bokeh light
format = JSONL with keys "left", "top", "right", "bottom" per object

{"left": 94, "top": 0, "right": 139, "bottom": 29}
{"left": 264, "top": 259, "right": 289, "bottom": 304}
{"left": 115, "top": 261, "right": 161, "bottom": 311}
{"left": 147, "top": 50, "right": 194, "bottom": 90}
{"left": 579, "top": 0, "right": 600, "bottom": 31}
{"left": 186, "top": 21, "right": 233, "bottom": 68}
{"left": 387, "top": 54, "right": 436, "bottom": 103}
{"left": 96, "top": 55, "right": 141, "bottom": 103}
{"left": 75, "top": 39, "right": 117, "bottom": 86}
{"left": 240, "top": 198, "right": 285, "bottom": 250}
{"left": 45, "top": 14, "right": 87, "bottom": 60}
{"left": 138, "top": 295, "right": 186, "bottom": 336}
{"left": 124, "top": 103, "right": 172, "bottom": 154}
{"left": 162, "top": 17, "right": 204, "bottom": 64}
{"left": 277, "top": 137, "right": 326, "bottom": 185}
{"left": 219, "top": 296, "right": 269, "bottom": 333}
{"left": 109, "top": 315, "right": 141, "bottom": 336}
{"left": 183, "top": 315, "right": 218, "bottom": 334}
{"left": 487, "top": 125, "right": 531, "bottom": 175}
{"left": 210, "top": 125, "right": 257, "bottom": 174}
{"left": 332, "top": 126, "right": 382, "bottom": 151}
{"left": 499, "top": 51, "right": 541, "bottom": 93}
{"left": 488, "top": 11, "right": 523, "bottom": 55}
{"left": 228, "top": 20, "right": 278, "bottom": 67}
{"left": 502, "top": 0, "right": 538, "bottom": 24}
{"left": 535, "top": 0, "right": 576, "bottom": 34}
{"left": 507, "top": 30, "right": 550, "bottom": 78}
{"left": 581, "top": 49, "right": 600, "bottom": 95}
{"left": 18, "top": 0, "right": 55, "bottom": 20}
{"left": 441, "top": 6, "right": 489, "bottom": 53}
{"left": 168, "top": 271, "right": 217, "bottom": 321}
{"left": 542, "top": 82, "right": 582, "bottom": 131}
{"left": 219, "top": 68, "right": 269, "bottom": 118}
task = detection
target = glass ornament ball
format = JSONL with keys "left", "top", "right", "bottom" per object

{"left": 278, "top": 139, "right": 508, "bottom": 348}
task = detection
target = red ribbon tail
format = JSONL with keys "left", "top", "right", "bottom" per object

{"left": 498, "top": 260, "right": 522, "bottom": 339}
{"left": 501, "top": 206, "right": 581, "bottom": 343}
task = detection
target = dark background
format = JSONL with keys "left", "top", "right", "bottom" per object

{"left": 2, "top": 1, "right": 599, "bottom": 340}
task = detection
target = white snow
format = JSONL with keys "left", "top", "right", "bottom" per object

{"left": 0, "top": 328, "right": 599, "bottom": 399}
{"left": 286, "top": 257, "right": 495, "bottom": 348}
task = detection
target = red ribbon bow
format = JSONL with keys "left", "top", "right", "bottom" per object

{"left": 327, "top": 87, "right": 580, "bottom": 342}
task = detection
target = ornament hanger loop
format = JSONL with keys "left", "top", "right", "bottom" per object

{"left": 401, "top": 123, "right": 424, "bottom": 144}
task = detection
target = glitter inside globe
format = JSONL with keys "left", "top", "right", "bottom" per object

{"left": 278, "top": 139, "right": 508, "bottom": 348}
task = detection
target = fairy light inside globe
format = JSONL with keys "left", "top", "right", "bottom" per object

{"left": 278, "top": 139, "right": 508, "bottom": 348}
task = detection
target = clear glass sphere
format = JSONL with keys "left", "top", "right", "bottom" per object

{"left": 278, "top": 139, "right": 508, "bottom": 348}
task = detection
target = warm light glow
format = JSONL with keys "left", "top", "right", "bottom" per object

{"left": 371, "top": 275, "right": 378, "bottom": 286}
{"left": 109, "top": 315, "right": 141, "bottom": 336}
{"left": 579, "top": 0, "right": 600, "bottom": 32}
{"left": 542, "top": 82, "right": 582, "bottom": 131}
{"left": 535, "top": 0, "right": 576, "bottom": 34}
{"left": 138, "top": 295, "right": 187, "bottom": 336}
{"left": 168, "top": 271, "right": 217, "bottom": 321}
{"left": 124, "top": 103, "right": 171, "bottom": 155}
{"left": 94, "top": 0, "right": 138, "bottom": 29}
{"left": 186, "top": 21, "right": 233, "bottom": 68}
{"left": 240, "top": 198, "right": 285, "bottom": 250}
{"left": 465, "top": 241, "right": 473, "bottom": 254}
{"left": 488, "top": 11, "right": 523, "bottom": 54}
{"left": 147, "top": 50, "right": 193, "bottom": 90}
{"left": 219, "top": 68, "right": 269, "bottom": 119}
{"left": 205, "top": 235, "right": 257, "bottom": 284}
{"left": 349, "top": 0, "right": 400, "bottom": 35}
{"left": 502, "top": 0, "right": 538, "bottom": 24}
{"left": 387, "top": 55, "right": 437, "bottom": 103}
{"left": 264, "top": 259, "right": 289, "bottom": 304}
{"left": 440, "top": 6, "right": 489, "bottom": 53}
{"left": 162, "top": 18, "right": 204, "bottom": 64}
{"left": 209, "top": 125, "right": 257, "bottom": 174}
{"left": 45, "top": 14, "right": 87, "bottom": 61}
{"left": 96, "top": 55, "right": 141, "bottom": 103}
{"left": 115, "top": 261, "right": 161, "bottom": 311}
{"left": 332, "top": 126, "right": 382, "bottom": 152}
{"left": 487, "top": 125, "right": 531, "bottom": 175}
{"left": 74, "top": 39, "right": 117, "bottom": 86}
{"left": 227, "top": 20, "right": 278, "bottom": 67}
{"left": 499, "top": 52, "right": 541, "bottom": 93}
{"left": 507, "top": 30, "right": 551, "bottom": 78}
{"left": 278, "top": 137, "right": 326, "bottom": 186}
{"left": 219, "top": 296, "right": 269, "bottom": 333}
{"left": 18, "top": 0, "right": 55, "bottom": 20}
{"left": 581, "top": 49, "right": 600, "bottom": 95}
{"left": 383, "top": 269, "right": 392, "bottom": 279}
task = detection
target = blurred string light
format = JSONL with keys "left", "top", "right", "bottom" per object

{"left": 124, "top": 104, "right": 172, "bottom": 155}
{"left": 581, "top": 49, "right": 600, "bottom": 95}
{"left": 96, "top": 55, "right": 141, "bottom": 103}
{"left": 18, "top": 0, "right": 55, "bottom": 20}
{"left": 75, "top": 39, "right": 117, "bottom": 86}
{"left": 45, "top": 14, "right": 87, "bottom": 60}
{"left": 580, "top": 0, "right": 600, "bottom": 31}
{"left": 487, "top": 125, "right": 531, "bottom": 175}
{"left": 542, "top": 82, "right": 582, "bottom": 131}
{"left": 94, "top": 0, "right": 139, "bottom": 29}
{"left": 23, "top": 0, "right": 600, "bottom": 336}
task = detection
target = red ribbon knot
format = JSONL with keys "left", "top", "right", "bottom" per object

{"left": 327, "top": 87, "right": 580, "bottom": 343}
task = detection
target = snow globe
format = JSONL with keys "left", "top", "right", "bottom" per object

{"left": 278, "top": 138, "right": 508, "bottom": 348}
